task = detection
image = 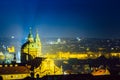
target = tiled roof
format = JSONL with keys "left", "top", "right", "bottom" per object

{"left": 0, "top": 66, "right": 30, "bottom": 74}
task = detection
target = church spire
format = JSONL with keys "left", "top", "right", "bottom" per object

{"left": 28, "top": 27, "right": 34, "bottom": 42}
{"left": 35, "top": 29, "right": 40, "bottom": 43}
{"left": 35, "top": 29, "right": 42, "bottom": 56}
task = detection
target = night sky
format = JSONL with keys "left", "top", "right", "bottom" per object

{"left": 0, "top": 0, "right": 120, "bottom": 40}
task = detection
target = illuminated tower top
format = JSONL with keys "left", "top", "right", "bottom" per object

{"left": 21, "top": 28, "right": 42, "bottom": 63}
{"left": 28, "top": 27, "right": 34, "bottom": 42}
{"left": 35, "top": 29, "right": 41, "bottom": 43}
{"left": 35, "top": 29, "right": 42, "bottom": 56}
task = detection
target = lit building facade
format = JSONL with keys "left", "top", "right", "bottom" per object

{"left": 21, "top": 28, "right": 42, "bottom": 63}
{"left": 0, "top": 64, "right": 31, "bottom": 80}
{"left": 20, "top": 28, "right": 63, "bottom": 78}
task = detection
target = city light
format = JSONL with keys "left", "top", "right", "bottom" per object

{"left": 0, "top": 0, "right": 120, "bottom": 79}
{"left": 0, "top": 28, "right": 120, "bottom": 79}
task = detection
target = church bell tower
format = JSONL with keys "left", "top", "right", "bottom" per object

{"left": 21, "top": 28, "right": 42, "bottom": 63}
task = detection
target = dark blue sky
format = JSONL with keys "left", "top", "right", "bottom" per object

{"left": 0, "top": 0, "right": 120, "bottom": 39}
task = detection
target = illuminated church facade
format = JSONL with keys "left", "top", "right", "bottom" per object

{"left": 20, "top": 28, "right": 62, "bottom": 78}
{"left": 21, "top": 28, "right": 42, "bottom": 63}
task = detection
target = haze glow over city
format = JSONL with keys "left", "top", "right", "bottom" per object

{"left": 0, "top": 0, "right": 120, "bottom": 39}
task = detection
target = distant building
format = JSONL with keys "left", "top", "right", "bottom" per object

{"left": 21, "top": 28, "right": 42, "bottom": 63}
{"left": 91, "top": 66, "right": 110, "bottom": 76}
{"left": 0, "top": 52, "right": 5, "bottom": 60}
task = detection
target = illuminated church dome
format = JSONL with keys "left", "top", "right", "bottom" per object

{"left": 21, "top": 28, "right": 42, "bottom": 63}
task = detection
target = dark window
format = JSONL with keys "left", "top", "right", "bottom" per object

{"left": 11, "top": 76, "right": 13, "bottom": 78}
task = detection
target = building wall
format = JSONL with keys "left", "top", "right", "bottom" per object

{"left": 1, "top": 74, "right": 30, "bottom": 80}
